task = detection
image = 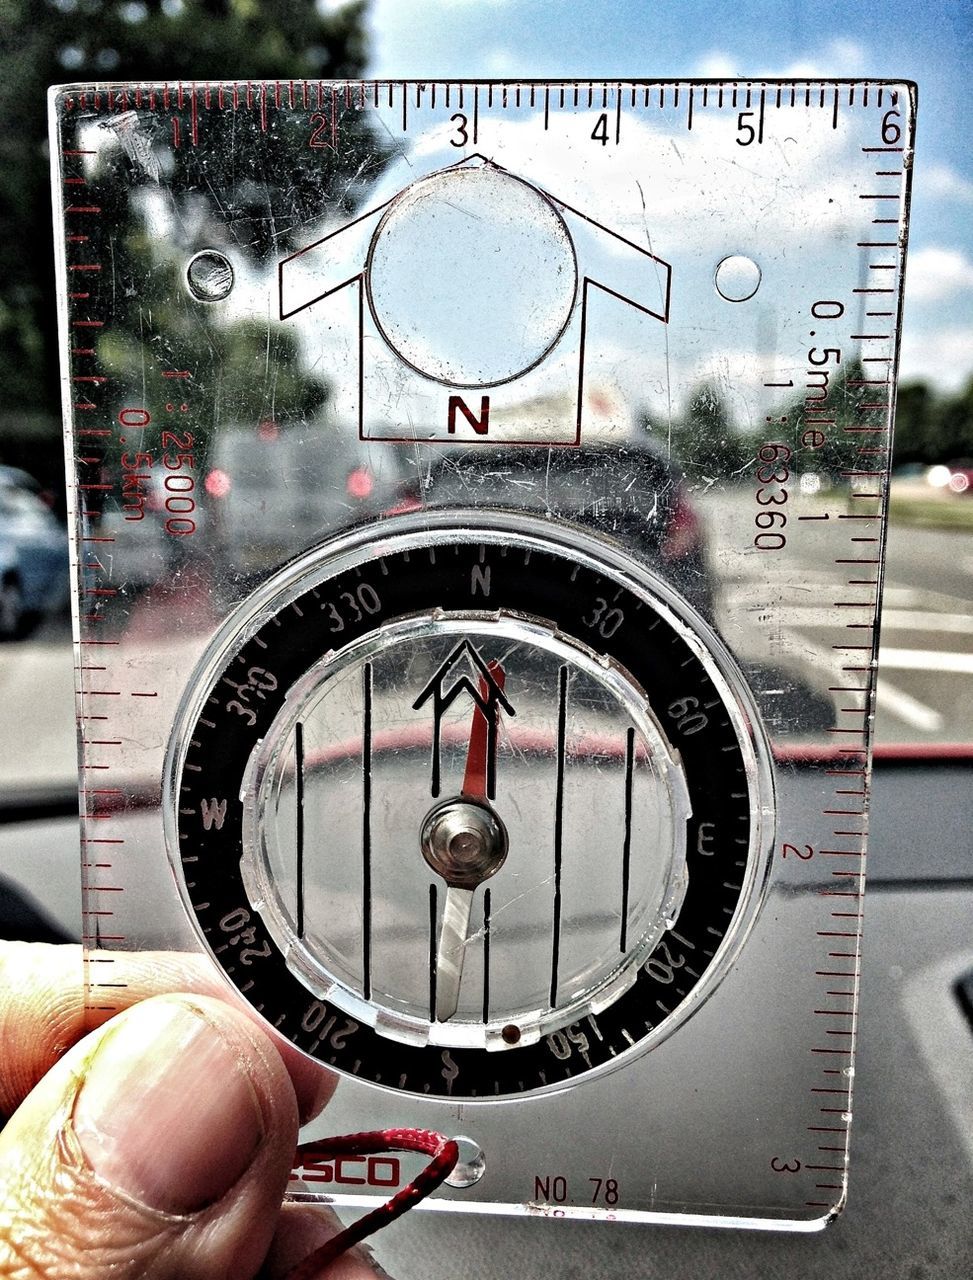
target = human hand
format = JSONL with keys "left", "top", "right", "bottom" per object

{"left": 0, "top": 941, "right": 384, "bottom": 1279}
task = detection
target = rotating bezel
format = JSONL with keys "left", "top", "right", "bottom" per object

{"left": 165, "top": 510, "right": 775, "bottom": 1100}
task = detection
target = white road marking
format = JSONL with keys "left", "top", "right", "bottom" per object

{"left": 880, "top": 610, "right": 973, "bottom": 634}
{"left": 880, "top": 583, "right": 973, "bottom": 612}
{"left": 717, "top": 570, "right": 968, "bottom": 732}
{"left": 879, "top": 648, "right": 973, "bottom": 675}
{"left": 724, "top": 599, "right": 973, "bottom": 639}
{"left": 774, "top": 629, "right": 945, "bottom": 733}
{"left": 874, "top": 679, "right": 945, "bottom": 734}
{"left": 881, "top": 587, "right": 926, "bottom": 608}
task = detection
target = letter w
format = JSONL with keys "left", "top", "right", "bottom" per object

{"left": 200, "top": 797, "right": 228, "bottom": 831}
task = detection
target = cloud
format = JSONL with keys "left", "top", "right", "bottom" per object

{"left": 693, "top": 38, "right": 867, "bottom": 80}
{"left": 905, "top": 246, "right": 973, "bottom": 304}
{"left": 694, "top": 51, "right": 739, "bottom": 78}
{"left": 367, "top": 0, "right": 514, "bottom": 79}
{"left": 481, "top": 46, "right": 534, "bottom": 78}
{"left": 922, "top": 162, "right": 973, "bottom": 205}
{"left": 779, "top": 37, "right": 867, "bottom": 78}
{"left": 402, "top": 97, "right": 865, "bottom": 245}
{"left": 899, "top": 325, "right": 973, "bottom": 392}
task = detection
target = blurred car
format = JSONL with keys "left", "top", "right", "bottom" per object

{"left": 926, "top": 461, "right": 973, "bottom": 494}
{"left": 97, "top": 465, "right": 205, "bottom": 591}
{"left": 204, "top": 420, "right": 419, "bottom": 582}
{"left": 945, "top": 460, "right": 973, "bottom": 495}
{"left": 0, "top": 466, "right": 69, "bottom": 639}
{"left": 98, "top": 419, "right": 420, "bottom": 592}
{"left": 421, "top": 440, "right": 714, "bottom": 615}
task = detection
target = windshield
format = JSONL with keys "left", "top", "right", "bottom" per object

{"left": 0, "top": 3, "right": 970, "bottom": 816}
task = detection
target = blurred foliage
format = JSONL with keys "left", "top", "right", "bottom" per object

{"left": 659, "top": 366, "right": 973, "bottom": 485}
{"left": 670, "top": 382, "right": 750, "bottom": 479}
{"left": 781, "top": 358, "right": 876, "bottom": 477}
{"left": 0, "top": 0, "right": 372, "bottom": 488}
{"left": 2, "top": 1, "right": 970, "bottom": 489}
{"left": 895, "top": 376, "right": 973, "bottom": 465}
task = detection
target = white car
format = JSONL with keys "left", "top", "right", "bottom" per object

{"left": 0, "top": 467, "right": 69, "bottom": 638}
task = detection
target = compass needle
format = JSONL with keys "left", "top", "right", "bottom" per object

{"left": 461, "top": 661, "right": 507, "bottom": 802}
{"left": 423, "top": 664, "right": 509, "bottom": 1022}
{"left": 435, "top": 886, "right": 474, "bottom": 1021}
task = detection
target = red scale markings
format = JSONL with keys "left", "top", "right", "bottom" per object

{"left": 60, "top": 113, "right": 131, "bottom": 1007}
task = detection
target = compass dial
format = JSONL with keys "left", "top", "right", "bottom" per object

{"left": 170, "top": 514, "right": 769, "bottom": 1099}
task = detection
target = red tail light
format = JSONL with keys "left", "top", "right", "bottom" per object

{"left": 346, "top": 467, "right": 374, "bottom": 500}
{"left": 205, "top": 468, "right": 232, "bottom": 499}
{"left": 662, "top": 489, "right": 703, "bottom": 560}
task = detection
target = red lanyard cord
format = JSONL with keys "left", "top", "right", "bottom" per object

{"left": 287, "top": 1129, "right": 459, "bottom": 1280}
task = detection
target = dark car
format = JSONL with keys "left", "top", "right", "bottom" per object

{"left": 0, "top": 466, "right": 69, "bottom": 639}
{"left": 420, "top": 440, "right": 714, "bottom": 615}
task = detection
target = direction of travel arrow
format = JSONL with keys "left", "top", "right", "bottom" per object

{"left": 412, "top": 639, "right": 515, "bottom": 799}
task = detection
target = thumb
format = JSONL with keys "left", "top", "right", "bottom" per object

{"left": 0, "top": 993, "right": 300, "bottom": 1280}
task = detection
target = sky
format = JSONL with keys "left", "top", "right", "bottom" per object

{"left": 354, "top": 0, "right": 973, "bottom": 393}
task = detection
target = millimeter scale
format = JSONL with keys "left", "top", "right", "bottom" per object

{"left": 51, "top": 79, "right": 916, "bottom": 1232}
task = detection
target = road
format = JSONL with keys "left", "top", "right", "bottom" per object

{"left": 875, "top": 523, "right": 973, "bottom": 742}
{"left": 706, "top": 502, "right": 973, "bottom": 746}
{"left": 2, "top": 517, "right": 972, "bottom": 797}
{"left": 884, "top": 522, "right": 973, "bottom": 607}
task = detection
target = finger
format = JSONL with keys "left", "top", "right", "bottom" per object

{"left": 0, "top": 993, "right": 298, "bottom": 1280}
{"left": 0, "top": 942, "right": 208, "bottom": 1115}
{"left": 0, "top": 941, "right": 335, "bottom": 1124}
{"left": 259, "top": 1203, "right": 389, "bottom": 1279}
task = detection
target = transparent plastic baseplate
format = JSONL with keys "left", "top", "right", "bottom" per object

{"left": 51, "top": 78, "right": 916, "bottom": 1230}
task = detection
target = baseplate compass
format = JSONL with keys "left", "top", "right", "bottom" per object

{"left": 51, "top": 78, "right": 916, "bottom": 1232}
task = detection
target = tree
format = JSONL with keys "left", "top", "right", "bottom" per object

{"left": 889, "top": 378, "right": 973, "bottom": 466}
{"left": 671, "top": 382, "right": 752, "bottom": 481}
{"left": 0, "top": 0, "right": 371, "bottom": 489}
{"left": 773, "top": 358, "right": 884, "bottom": 480}
{"left": 931, "top": 376, "right": 973, "bottom": 462}
{"left": 892, "top": 381, "right": 935, "bottom": 464}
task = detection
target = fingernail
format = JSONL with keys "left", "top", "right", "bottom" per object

{"left": 74, "top": 998, "right": 264, "bottom": 1213}
{"left": 358, "top": 1242, "right": 396, "bottom": 1279}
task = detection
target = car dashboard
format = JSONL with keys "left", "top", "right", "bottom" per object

{"left": 2, "top": 752, "right": 970, "bottom": 1278}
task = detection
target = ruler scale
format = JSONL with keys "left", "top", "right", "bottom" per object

{"left": 52, "top": 78, "right": 915, "bottom": 1229}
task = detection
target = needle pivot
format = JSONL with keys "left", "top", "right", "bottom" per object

{"left": 420, "top": 797, "right": 509, "bottom": 889}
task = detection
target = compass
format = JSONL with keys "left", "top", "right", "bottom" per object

{"left": 53, "top": 76, "right": 916, "bottom": 1225}
{"left": 170, "top": 512, "right": 766, "bottom": 1099}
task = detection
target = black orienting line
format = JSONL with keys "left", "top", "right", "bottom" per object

{"left": 362, "top": 662, "right": 373, "bottom": 1001}
{"left": 482, "top": 887, "right": 492, "bottom": 1024}
{"left": 620, "top": 727, "right": 635, "bottom": 953}
{"left": 550, "top": 665, "right": 567, "bottom": 1007}
{"left": 429, "top": 883, "right": 438, "bottom": 1021}
{"left": 295, "top": 721, "right": 305, "bottom": 938}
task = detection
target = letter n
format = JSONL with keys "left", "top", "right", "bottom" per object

{"left": 448, "top": 395, "right": 490, "bottom": 435}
